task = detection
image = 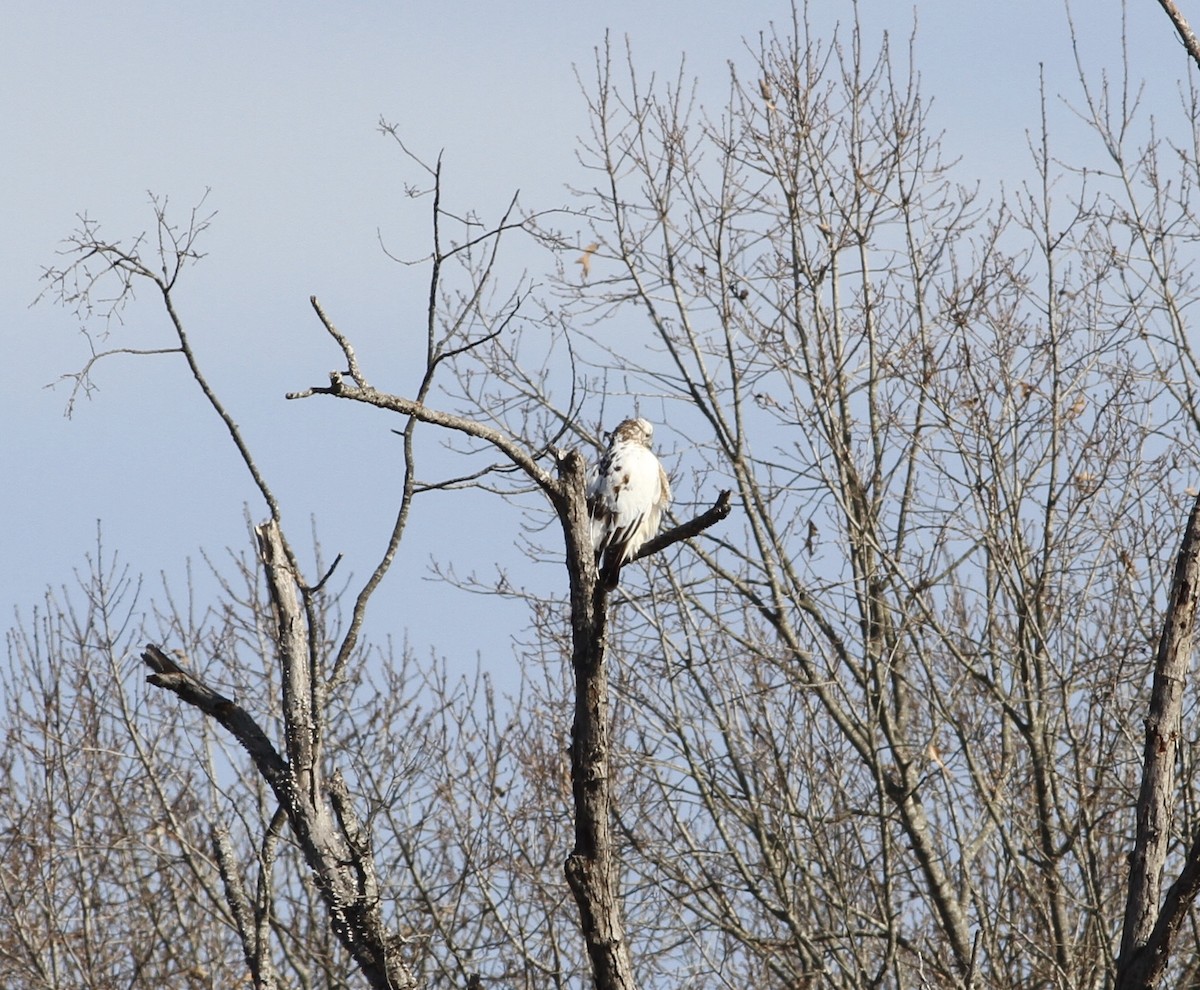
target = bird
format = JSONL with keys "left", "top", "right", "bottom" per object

{"left": 587, "top": 417, "right": 671, "bottom": 589}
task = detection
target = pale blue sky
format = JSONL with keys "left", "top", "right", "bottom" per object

{"left": 1, "top": 2, "right": 1186, "bottom": 674}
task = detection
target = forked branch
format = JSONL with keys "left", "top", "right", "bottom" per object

{"left": 141, "top": 520, "right": 419, "bottom": 990}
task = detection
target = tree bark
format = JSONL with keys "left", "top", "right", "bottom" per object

{"left": 1117, "top": 491, "right": 1200, "bottom": 989}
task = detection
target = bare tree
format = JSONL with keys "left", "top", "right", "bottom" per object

{"left": 31, "top": 123, "right": 729, "bottom": 990}
{"left": 19, "top": 3, "right": 1200, "bottom": 989}
{"left": 517, "top": 7, "right": 1200, "bottom": 987}
{"left": 288, "top": 292, "right": 730, "bottom": 990}
{"left": 1, "top": 533, "right": 399, "bottom": 989}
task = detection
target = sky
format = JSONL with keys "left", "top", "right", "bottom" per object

{"left": 1, "top": 1, "right": 1188, "bottom": 683}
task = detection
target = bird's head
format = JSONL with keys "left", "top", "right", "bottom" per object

{"left": 612, "top": 417, "right": 654, "bottom": 447}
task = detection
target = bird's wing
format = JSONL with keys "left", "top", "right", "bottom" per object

{"left": 594, "top": 443, "right": 666, "bottom": 560}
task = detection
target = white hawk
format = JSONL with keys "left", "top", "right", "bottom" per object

{"left": 587, "top": 417, "right": 671, "bottom": 588}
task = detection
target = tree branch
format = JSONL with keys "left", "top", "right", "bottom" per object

{"left": 1156, "top": 0, "right": 1200, "bottom": 72}
{"left": 1117, "top": 490, "right": 1200, "bottom": 989}
{"left": 256, "top": 520, "right": 320, "bottom": 805}
{"left": 625, "top": 489, "right": 734, "bottom": 565}
{"left": 213, "top": 824, "right": 278, "bottom": 990}
{"left": 287, "top": 372, "right": 563, "bottom": 505}
{"left": 141, "top": 644, "right": 287, "bottom": 790}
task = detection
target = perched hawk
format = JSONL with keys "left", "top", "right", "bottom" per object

{"left": 587, "top": 417, "right": 671, "bottom": 589}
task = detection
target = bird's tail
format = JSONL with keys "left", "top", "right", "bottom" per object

{"left": 599, "top": 548, "right": 624, "bottom": 590}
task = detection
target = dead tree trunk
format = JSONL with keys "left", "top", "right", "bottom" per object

{"left": 142, "top": 520, "right": 417, "bottom": 990}
{"left": 1117, "top": 492, "right": 1200, "bottom": 989}
{"left": 554, "top": 449, "right": 732, "bottom": 990}
{"left": 556, "top": 448, "right": 636, "bottom": 990}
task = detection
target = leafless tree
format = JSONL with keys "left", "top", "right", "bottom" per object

{"left": 1, "top": 532, "right": 397, "bottom": 988}
{"left": 25, "top": 118, "right": 729, "bottom": 990}
{"left": 521, "top": 7, "right": 1200, "bottom": 987}
{"left": 17, "top": 3, "right": 1200, "bottom": 989}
